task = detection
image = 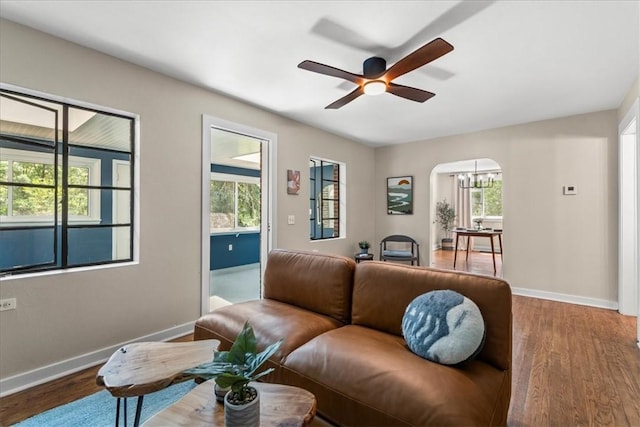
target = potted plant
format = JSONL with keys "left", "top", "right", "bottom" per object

{"left": 434, "top": 199, "right": 456, "bottom": 250}
{"left": 358, "top": 240, "right": 370, "bottom": 254}
{"left": 185, "top": 322, "right": 283, "bottom": 427}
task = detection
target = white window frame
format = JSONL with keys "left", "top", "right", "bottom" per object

{"left": 0, "top": 147, "right": 101, "bottom": 225}
{"left": 210, "top": 172, "right": 260, "bottom": 233}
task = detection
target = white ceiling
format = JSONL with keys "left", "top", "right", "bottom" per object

{"left": 1, "top": 1, "right": 638, "bottom": 147}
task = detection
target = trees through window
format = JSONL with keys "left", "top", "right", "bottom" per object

{"left": 471, "top": 178, "right": 503, "bottom": 218}
{"left": 210, "top": 174, "right": 260, "bottom": 232}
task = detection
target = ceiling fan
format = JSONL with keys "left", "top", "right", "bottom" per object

{"left": 298, "top": 37, "right": 454, "bottom": 109}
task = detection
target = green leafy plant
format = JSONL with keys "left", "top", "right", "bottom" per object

{"left": 358, "top": 240, "right": 370, "bottom": 249}
{"left": 434, "top": 199, "right": 456, "bottom": 237}
{"left": 185, "top": 322, "right": 282, "bottom": 402}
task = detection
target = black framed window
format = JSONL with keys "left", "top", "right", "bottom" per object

{"left": 309, "top": 158, "right": 341, "bottom": 240}
{"left": 0, "top": 88, "right": 136, "bottom": 275}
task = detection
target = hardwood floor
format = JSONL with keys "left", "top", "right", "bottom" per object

{"left": 1, "top": 288, "right": 638, "bottom": 426}
{"left": 430, "top": 247, "right": 503, "bottom": 277}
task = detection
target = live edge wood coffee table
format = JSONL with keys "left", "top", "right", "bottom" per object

{"left": 96, "top": 339, "right": 220, "bottom": 427}
{"left": 143, "top": 381, "right": 317, "bottom": 427}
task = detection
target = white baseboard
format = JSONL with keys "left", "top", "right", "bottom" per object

{"left": 511, "top": 287, "right": 618, "bottom": 310}
{"left": 0, "top": 321, "right": 195, "bottom": 398}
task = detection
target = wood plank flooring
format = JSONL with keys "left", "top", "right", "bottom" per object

{"left": 1, "top": 272, "right": 638, "bottom": 426}
{"left": 430, "top": 247, "right": 503, "bottom": 277}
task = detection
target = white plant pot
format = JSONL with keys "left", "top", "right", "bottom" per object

{"left": 224, "top": 387, "right": 260, "bottom": 427}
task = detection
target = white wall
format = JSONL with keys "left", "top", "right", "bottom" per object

{"left": 375, "top": 110, "right": 618, "bottom": 307}
{"left": 0, "top": 19, "right": 375, "bottom": 385}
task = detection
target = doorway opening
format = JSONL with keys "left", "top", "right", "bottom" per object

{"left": 429, "top": 158, "right": 503, "bottom": 277}
{"left": 618, "top": 99, "right": 639, "bottom": 348}
{"left": 201, "top": 116, "right": 276, "bottom": 314}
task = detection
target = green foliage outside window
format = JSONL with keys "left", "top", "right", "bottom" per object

{"left": 210, "top": 179, "right": 260, "bottom": 230}
{"left": 12, "top": 161, "right": 55, "bottom": 216}
{"left": 483, "top": 180, "right": 503, "bottom": 217}
{"left": 2, "top": 160, "right": 89, "bottom": 217}
{"left": 471, "top": 179, "right": 503, "bottom": 218}
{"left": 211, "top": 180, "right": 235, "bottom": 229}
{"left": 0, "top": 161, "right": 7, "bottom": 216}
{"left": 238, "top": 182, "right": 260, "bottom": 228}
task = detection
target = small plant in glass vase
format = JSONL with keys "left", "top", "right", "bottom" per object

{"left": 358, "top": 240, "right": 370, "bottom": 254}
{"left": 434, "top": 199, "right": 456, "bottom": 250}
{"left": 473, "top": 218, "right": 484, "bottom": 230}
{"left": 185, "top": 322, "right": 283, "bottom": 427}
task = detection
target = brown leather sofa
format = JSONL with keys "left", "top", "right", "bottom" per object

{"left": 195, "top": 249, "right": 512, "bottom": 426}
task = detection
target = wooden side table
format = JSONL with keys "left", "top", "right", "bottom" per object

{"left": 97, "top": 339, "right": 219, "bottom": 427}
{"left": 354, "top": 253, "right": 374, "bottom": 263}
{"left": 143, "top": 381, "right": 317, "bottom": 426}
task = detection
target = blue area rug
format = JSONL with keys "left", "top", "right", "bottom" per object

{"left": 14, "top": 381, "right": 198, "bottom": 427}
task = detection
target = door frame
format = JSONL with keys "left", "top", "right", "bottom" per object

{"left": 618, "top": 98, "right": 639, "bottom": 321}
{"left": 201, "top": 115, "right": 277, "bottom": 315}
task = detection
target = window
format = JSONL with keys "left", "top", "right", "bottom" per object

{"left": 210, "top": 173, "right": 260, "bottom": 232}
{"left": 471, "top": 178, "right": 503, "bottom": 218}
{"left": 0, "top": 87, "right": 136, "bottom": 275}
{"left": 309, "top": 157, "right": 344, "bottom": 240}
{"left": 0, "top": 148, "right": 100, "bottom": 223}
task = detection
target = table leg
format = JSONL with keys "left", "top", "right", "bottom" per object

{"left": 453, "top": 234, "right": 461, "bottom": 269}
{"left": 490, "top": 235, "right": 497, "bottom": 275}
{"left": 498, "top": 234, "right": 503, "bottom": 262}
{"left": 133, "top": 396, "right": 144, "bottom": 427}
{"left": 465, "top": 236, "right": 471, "bottom": 261}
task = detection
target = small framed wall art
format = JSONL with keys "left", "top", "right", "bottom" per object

{"left": 287, "top": 169, "right": 301, "bottom": 195}
{"left": 387, "top": 176, "right": 413, "bottom": 215}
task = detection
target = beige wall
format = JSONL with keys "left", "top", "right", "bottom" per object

{"left": 0, "top": 19, "right": 375, "bottom": 379}
{"left": 375, "top": 110, "right": 619, "bottom": 304}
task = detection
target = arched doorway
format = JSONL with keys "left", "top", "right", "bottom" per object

{"left": 429, "top": 158, "right": 503, "bottom": 277}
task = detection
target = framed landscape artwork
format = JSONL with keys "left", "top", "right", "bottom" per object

{"left": 387, "top": 176, "right": 413, "bottom": 215}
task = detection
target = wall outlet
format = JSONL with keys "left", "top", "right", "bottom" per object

{"left": 228, "top": 244, "right": 233, "bottom": 251}
{"left": 0, "top": 298, "right": 17, "bottom": 311}
{"left": 563, "top": 185, "right": 577, "bottom": 195}
{"left": 288, "top": 215, "right": 295, "bottom": 225}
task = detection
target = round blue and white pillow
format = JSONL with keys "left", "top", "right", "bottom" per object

{"left": 402, "top": 290, "right": 485, "bottom": 365}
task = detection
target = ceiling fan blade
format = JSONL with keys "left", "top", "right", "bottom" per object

{"left": 386, "top": 82, "right": 435, "bottom": 102}
{"left": 325, "top": 87, "right": 365, "bottom": 109}
{"left": 298, "top": 60, "right": 364, "bottom": 85}
{"left": 384, "top": 38, "right": 454, "bottom": 82}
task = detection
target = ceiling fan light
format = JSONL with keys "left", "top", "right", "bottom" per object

{"left": 363, "top": 80, "right": 386, "bottom": 96}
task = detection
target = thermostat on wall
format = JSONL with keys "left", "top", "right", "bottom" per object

{"left": 563, "top": 185, "right": 577, "bottom": 195}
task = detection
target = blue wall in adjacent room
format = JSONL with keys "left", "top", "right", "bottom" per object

{"left": 209, "top": 164, "right": 261, "bottom": 270}
{"left": 210, "top": 232, "right": 260, "bottom": 270}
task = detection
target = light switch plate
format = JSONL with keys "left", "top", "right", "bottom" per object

{"left": 287, "top": 215, "right": 295, "bottom": 225}
{"left": 563, "top": 185, "right": 577, "bottom": 195}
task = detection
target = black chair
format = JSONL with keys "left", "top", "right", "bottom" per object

{"left": 379, "top": 235, "right": 420, "bottom": 266}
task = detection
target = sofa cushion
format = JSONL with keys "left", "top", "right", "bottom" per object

{"left": 281, "top": 325, "right": 510, "bottom": 426}
{"left": 263, "top": 249, "right": 355, "bottom": 323}
{"left": 402, "top": 290, "right": 485, "bottom": 365}
{"left": 352, "top": 261, "right": 512, "bottom": 371}
{"left": 194, "top": 299, "right": 344, "bottom": 363}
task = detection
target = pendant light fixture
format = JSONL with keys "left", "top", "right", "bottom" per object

{"left": 458, "top": 160, "right": 495, "bottom": 189}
